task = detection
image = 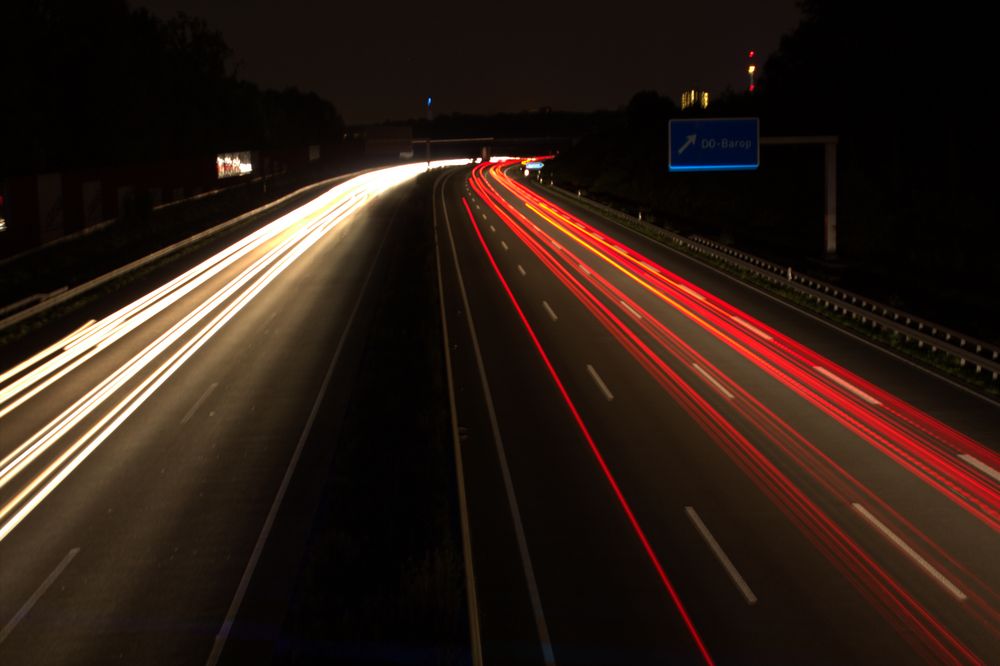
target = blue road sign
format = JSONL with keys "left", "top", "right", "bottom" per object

{"left": 525, "top": 161, "right": 545, "bottom": 170}
{"left": 669, "top": 118, "right": 759, "bottom": 172}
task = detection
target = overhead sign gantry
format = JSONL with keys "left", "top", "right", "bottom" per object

{"left": 668, "top": 118, "right": 759, "bottom": 172}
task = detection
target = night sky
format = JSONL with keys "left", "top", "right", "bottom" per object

{"left": 132, "top": 0, "right": 801, "bottom": 124}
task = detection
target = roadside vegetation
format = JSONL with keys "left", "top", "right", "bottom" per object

{"left": 547, "top": 1, "right": 999, "bottom": 347}
{"left": 273, "top": 173, "right": 468, "bottom": 664}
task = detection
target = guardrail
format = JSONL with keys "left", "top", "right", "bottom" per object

{"left": 542, "top": 183, "right": 1000, "bottom": 386}
{"left": 0, "top": 169, "right": 369, "bottom": 335}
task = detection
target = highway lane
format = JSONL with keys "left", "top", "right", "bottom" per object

{"left": 0, "top": 162, "right": 469, "bottom": 664}
{"left": 438, "top": 161, "right": 1000, "bottom": 664}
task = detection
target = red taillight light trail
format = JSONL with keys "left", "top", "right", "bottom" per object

{"left": 485, "top": 164, "right": 1000, "bottom": 534}
{"left": 464, "top": 162, "right": 997, "bottom": 662}
{"left": 460, "top": 196, "right": 717, "bottom": 665}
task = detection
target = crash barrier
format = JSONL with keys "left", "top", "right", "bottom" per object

{"left": 544, "top": 183, "right": 1000, "bottom": 386}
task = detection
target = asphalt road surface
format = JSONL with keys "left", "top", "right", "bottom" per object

{"left": 0, "top": 163, "right": 455, "bottom": 665}
{"left": 434, "top": 161, "right": 1000, "bottom": 665}
{"left": 2, "top": 158, "right": 997, "bottom": 665}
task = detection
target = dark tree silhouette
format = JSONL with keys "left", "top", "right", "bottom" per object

{"left": 0, "top": 0, "right": 345, "bottom": 178}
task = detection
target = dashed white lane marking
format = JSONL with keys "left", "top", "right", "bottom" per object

{"left": 620, "top": 300, "right": 642, "bottom": 320}
{"left": 586, "top": 364, "right": 614, "bottom": 401}
{"left": 501, "top": 241, "right": 509, "bottom": 251}
{"left": 542, "top": 301, "right": 558, "bottom": 322}
{"left": 0, "top": 547, "right": 81, "bottom": 645}
{"left": 181, "top": 382, "right": 219, "bottom": 425}
{"left": 489, "top": 225, "right": 495, "bottom": 232}
{"left": 958, "top": 454, "right": 1000, "bottom": 484}
{"left": 731, "top": 316, "right": 773, "bottom": 341}
{"left": 578, "top": 264, "right": 591, "bottom": 275}
{"left": 677, "top": 283, "right": 706, "bottom": 301}
{"left": 692, "top": 363, "right": 735, "bottom": 399}
{"left": 640, "top": 261, "right": 660, "bottom": 274}
{"left": 813, "top": 366, "right": 881, "bottom": 406}
{"left": 685, "top": 507, "right": 757, "bottom": 605}
{"left": 852, "top": 503, "right": 966, "bottom": 601}
{"left": 517, "top": 265, "right": 526, "bottom": 277}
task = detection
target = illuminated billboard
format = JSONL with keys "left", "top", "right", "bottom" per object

{"left": 216, "top": 151, "right": 253, "bottom": 179}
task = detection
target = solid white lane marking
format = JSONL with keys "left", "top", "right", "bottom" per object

{"left": 435, "top": 177, "right": 483, "bottom": 666}
{"left": 692, "top": 363, "right": 735, "bottom": 399}
{"left": 542, "top": 301, "right": 558, "bottom": 322}
{"left": 620, "top": 300, "right": 642, "bottom": 320}
{"left": 489, "top": 225, "right": 495, "bottom": 233}
{"left": 731, "top": 316, "right": 773, "bottom": 341}
{"left": 685, "top": 508, "right": 757, "bottom": 605}
{"left": 181, "top": 382, "right": 218, "bottom": 425}
{"left": 501, "top": 241, "right": 509, "bottom": 251}
{"left": 0, "top": 547, "right": 80, "bottom": 645}
{"left": 439, "top": 177, "right": 555, "bottom": 665}
{"left": 587, "top": 364, "right": 614, "bottom": 401}
{"left": 517, "top": 265, "right": 526, "bottom": 277}
{"left": 852, "top": 503, "right": 966, "bottom": 601}
{"left": 207, "top": 202, "right": 398, "bottom": 666}
{"left": 813, "top": 366, "right": 881, "bottom": 406}
{"left": 958, "top": 454, "right": 1000, "bottom": 484}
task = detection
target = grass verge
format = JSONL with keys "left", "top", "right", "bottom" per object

{"left": 273, "top": 172, "right": 469, "bottom": 664}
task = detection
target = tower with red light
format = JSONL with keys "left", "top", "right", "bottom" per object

{"left": 748, "top": 50, "right": 756, "bottom": 92}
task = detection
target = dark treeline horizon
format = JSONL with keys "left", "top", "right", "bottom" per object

{"left": 1, "top": 0, "right": 346, "bottom": 179}
{"left": 546, "top": 0, "right": 1000, "bottom": 340}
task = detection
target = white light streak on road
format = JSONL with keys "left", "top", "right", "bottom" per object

{"left": 0, "top": 160, "right": 470, "bottom": 543}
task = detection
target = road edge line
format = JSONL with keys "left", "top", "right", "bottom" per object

{"left": 205, "top": 182, "right": 398, "bottom": 666}
{"left": 433, "top": 169, "right": 485, "bottom": 666}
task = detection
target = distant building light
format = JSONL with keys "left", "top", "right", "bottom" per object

{"left": 681, "top": 89, "right": 710, "bottom": 110}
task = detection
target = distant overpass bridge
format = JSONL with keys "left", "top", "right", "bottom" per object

{"left": 411, "top": 136, "right": 576, "bottom": 160}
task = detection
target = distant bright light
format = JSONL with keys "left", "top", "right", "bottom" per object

{"left": 748, "top": 64, "right": 756, "bottom": 74}
{"left": 217, "top": 151, "right": 253, "bottom": 179}
{"left": 427, "top": 97, "right": 432, "bottom": 107}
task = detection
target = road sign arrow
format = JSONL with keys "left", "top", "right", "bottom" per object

{"left": 677, "top": 134, "right": 697, "bottom": 155}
